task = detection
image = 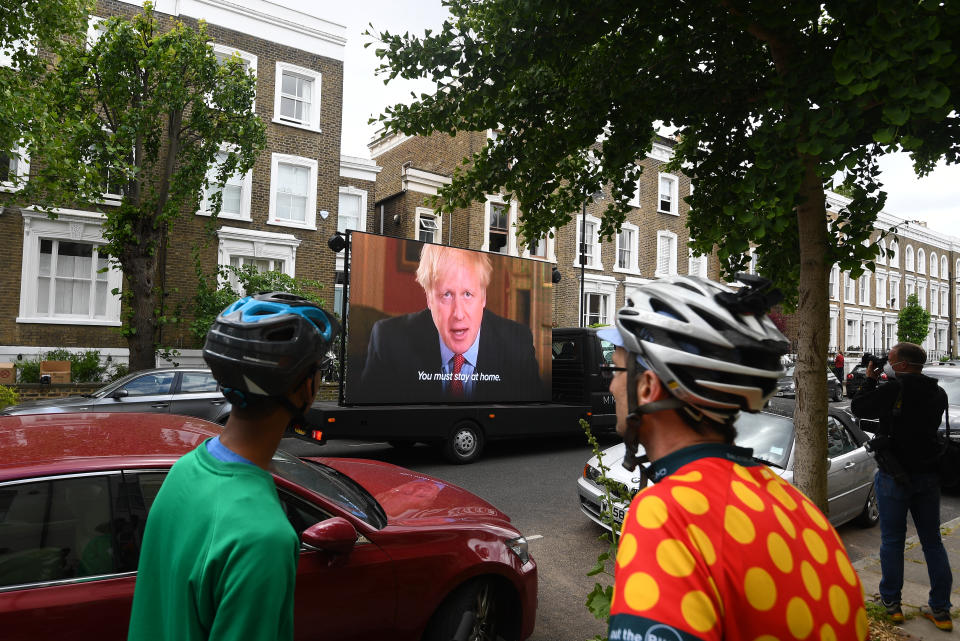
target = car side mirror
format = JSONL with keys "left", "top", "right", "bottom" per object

{"left": 111, "top": 389, "right": 129, "bottom": 399}
{"left": 301, "top": 517, "right": 356, "bottom": 555}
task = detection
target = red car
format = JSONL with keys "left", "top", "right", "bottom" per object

{"left": 0, "top": 413, "right": 537, "bottom": 641}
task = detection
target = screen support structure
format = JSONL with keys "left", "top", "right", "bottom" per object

{"left": 337, "top": 231, "right": 351, "bottom": 406}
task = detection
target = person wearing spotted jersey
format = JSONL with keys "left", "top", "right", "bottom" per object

{"left": 598, "top": 274, "right": 868, "bottom": 641}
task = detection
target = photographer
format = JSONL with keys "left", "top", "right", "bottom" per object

{"left": 851, "top": 342, "right": 953, "bottom": 631}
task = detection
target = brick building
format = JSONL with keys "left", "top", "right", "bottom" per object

{"left": 367, "top": 129, "right": 717, "bottom": 328}
{"left": 0, "top": 0, "right": 380, "bottom": 367}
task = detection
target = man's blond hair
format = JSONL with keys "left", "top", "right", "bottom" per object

{"left": 416, "top": 244, "right": 493, "bottom": 292}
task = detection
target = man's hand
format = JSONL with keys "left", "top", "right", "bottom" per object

{"left": 865, "top": 361, "right": 880, "bottom": 380}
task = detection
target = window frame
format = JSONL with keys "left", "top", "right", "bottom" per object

{"left": 17, "top": 209, "right": 123, "bottom": 326}
{"left": 0, "top": 144, "right": 30, "bottom": 192}
{"left": 917, "top": 248, "right": 926, "bottom": 275}
{"left": 415, "top": 207, "right": 441, "bottom": 245}
{"left": 655, "top": 230, "right": 678, "bottom": 277}
{"left": 572, "top": 213, "right": 603, "bottom": 270}
{"left": 268, "top": 153, "right": 317, "bottom": 230}
{"left": 889, "top": 276, "right": 900, "bottom": 309}
{"left": 216, "top": 225, "right": 300, "bottom": 291}
{"left": 613, "top": 222, "right": 640, "bottom": 274}
{"left": 211, "top": 43, "right": 257, "bottom": 109}
{"left": 688, "top": 242, "right": 708, "bottom": 278}
{"left": 197, "top": 147, "right": 252, "bottom": 221}
{"left": 580, "top": 275, "right": 618, "bottom": 327}
{"left": 887, "top": 238, "right": 899, "bottom": 268}
{"left": 657, "top": 172, "right": 679, "bottom": 215}
{"left": 273, "top": 61, "right": 322, "bottom": 132}
{"left": 858, "top": 274, "right": 870, "bottom": 305}
{"left": 905, "top": 245, "right": 914, "bottom": 271}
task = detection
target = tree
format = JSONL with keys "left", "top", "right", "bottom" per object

{"left": 371, "top": 1, "right": 960, "bottom": 509}
{"left": 21, "top": 2, "right": 265, "bottom": 372}
{"left": 0, "top": 0, "right": 90, "bottom": 165}
{"left": 897, "top": 293, "right": 931, "bottom": 345}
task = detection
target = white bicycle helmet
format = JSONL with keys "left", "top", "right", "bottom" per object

{"left": 599, "top": 273, "right": 789, "bottom": 424}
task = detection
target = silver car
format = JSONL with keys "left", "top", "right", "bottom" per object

{"left": 578, "top": 401, "right": 878, "bottom": 532}
{"left": 1, "top": 367, "right": 231, "bottom": 423}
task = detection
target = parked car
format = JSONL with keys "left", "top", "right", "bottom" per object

{"left": 0, "top": 367, "right": 231, "bottom": 423}
{"left": 0, "top": 413, "right": 537, "bottom": 641}
{"left": 844, "top": 363, "right": 889, "bottom": 398}
{"left": 775, "top": 365, "right": 843, "bottom": 402}
{"left": 578, "top": 400, "right": 878, "bottom": 532}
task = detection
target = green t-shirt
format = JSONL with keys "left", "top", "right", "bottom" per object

{"left": 128, "top": 440, "right": 298, "bottom": 641}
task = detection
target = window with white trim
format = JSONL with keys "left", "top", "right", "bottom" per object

{"left": 657, "top": 173, "right": 679, "bottom": 215}
{"left": 889, "top": 276, "right": 900, "bottom": 309}
{"left": 829, "top": 266, "right": 840, "bottom": 300}
{"left": 859, "top": 275, "right": 870, "bottom": 305}
{"left": 489, "top": 202, "right": 509, "bottom": 254}
{"left": 416, "top": 207, "right": 440, "bottom": 244}
{"left": 199, "top": 149, "right": 251, "bottom": 220}
{"left": 615, "top": 224, "right": 639, "bottom": 272}
{"left": 268, "top": 154, "right": 317, "bottom": 229}
{"left": 941, "top": 255, "right": 948, "bottom": 280}
{"left": 656, "top": 231, "right": 678, "bottom": 277}
{"left": 905, "top": 245, "right": 914, "bottom": 271}
{"left": 212, "top": 43, "right": 257, "bottom": 108}
{"left": 86, "top": 16, "right": 107, "bottom": 48}
{"left": 688, "top": 245, "right": 708, "bottom": 278}
{"left": 877, "top": 239, "right": 886, "bottom": 266}
{"left": 216, "top": 226, "right": 299, "bottom": 292}
{"left": 527, "top": 234, "right": 547, "bottom": 259}
{"left": 844, "top": 274, "right": 855, "bottom": 303}
{"left": 930, "top": 252, "right": 938, "bottom": 278}
{"left": 918, "top": 283, "right": 926, "bottom": 310}
{"left": 273, "top": 61, "right": 321, "bottom": 132}
{"left": 581, "top": 277, "right": 618, "bottom": 327}
{"left": 888, "top": 238, "right": 899, "bottom": 268}
{"left": 18, "top": 210, "right": 123, "bottom": 325}
{"left": 573, "top": 214, "right": 602, "bottom": 269}
{"left": 941, "top": 286, "right": 948, "bottom": 316}
{"left": 337, "top": 187, "right": 366, "bottom": 234}
{"left": 876, "top": 274, "right": 886, "bottom": 308}
{"left": 0, "top": 146, "right": 29, "bottom": 191}
{"left": 886, "top": 322, "right": 897, "bottom": 349}
{"left": 906, "top": 280, "right": 915, "bottom": 299}
{"left": 917, "top": 248, "right": 926, "bottom": 274}
{"left": 845, "top": 318, "right": 860, "bottom": 349}
{"left": 931, "top": 287, "right": 939, "bottom": 315}
{"left": 626, "top": 168, "right": 641, "bottom": 208}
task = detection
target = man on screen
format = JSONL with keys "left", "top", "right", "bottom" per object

{"left": 359, "top": 244, "right": 543, "bottom": 403}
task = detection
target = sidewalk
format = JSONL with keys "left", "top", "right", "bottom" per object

{"left": 854, "top": 515, "right": 960, "bottom": 639}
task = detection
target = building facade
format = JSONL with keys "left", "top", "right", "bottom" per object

{"left": 0, "top": 0, "right": 380, "bottom": 367}
{"left": 367, "top": 130, "right": 717, "bottom": 329}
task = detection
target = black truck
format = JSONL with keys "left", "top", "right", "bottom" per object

{"left": 295, "top": 327, "right": 616, "bottom": 463}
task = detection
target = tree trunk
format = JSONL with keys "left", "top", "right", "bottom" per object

{"left": 125, "top": 250, "right": 160, "bottom": 373}
{"left": 792, "top": 156, "right": 830, "bottom": 512}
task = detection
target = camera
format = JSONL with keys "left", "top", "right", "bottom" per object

{"left": 860, "top": 352, "right": 888, "bottom": 370}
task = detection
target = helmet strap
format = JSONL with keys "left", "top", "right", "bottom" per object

{"left": 621, "top": 353, "right": 685, "bottom": 473}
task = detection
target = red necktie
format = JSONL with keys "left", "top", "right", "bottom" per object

{"left": 451, "top": 353, "right": 465, "bottom": 397}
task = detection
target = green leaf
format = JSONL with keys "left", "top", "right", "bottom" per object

{"left": 882, "top": 105, "right": 910, "bottom": 126}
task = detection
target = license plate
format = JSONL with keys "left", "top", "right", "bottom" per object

{"left": 600, "top": 500, "right": 627, "bottom": 525}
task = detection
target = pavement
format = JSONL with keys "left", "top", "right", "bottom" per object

{"left": 854, "top": 515, "right": 960, "bottom": 638}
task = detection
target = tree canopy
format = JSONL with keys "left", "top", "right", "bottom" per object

{"left": 897, "top": 293, "right": 932, "bottom": 345}
{"left": 0, "top": 0, "right": 90, "bottom": 166}
{"left": 372, "top": 1, "right": 960, "bottom": 508}
{"left": 20, "top": 2, "right": 265, "bottom": 372}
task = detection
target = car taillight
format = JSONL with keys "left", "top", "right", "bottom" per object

{"left": 880, "top": 373, "right": 887, "bottom": 380}
{"left": 847, "top": 373, "right": 853, "bottom": 379}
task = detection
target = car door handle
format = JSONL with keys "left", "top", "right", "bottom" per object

{"left": 211, "top": 400, "right": 226, "bottom": 406}
{"left": 844, "top": 462, "right": 856, "bottom": 469}
{"left": 151, "top": 403, "right": 169, "bottom": 408}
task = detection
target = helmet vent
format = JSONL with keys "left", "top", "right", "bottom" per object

{"left": 650, "top": 299, "right": 686, "bottom": 322}
{"left": 265, "top": 326, "right": 296, "bottom": 342}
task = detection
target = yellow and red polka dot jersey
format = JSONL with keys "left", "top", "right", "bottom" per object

{"left": 609, "top": 456, "right": 868, "bottom": 641}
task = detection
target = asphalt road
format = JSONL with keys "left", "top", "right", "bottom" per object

{"left": 281, "top": 430, "right": 960, "bottom": 641}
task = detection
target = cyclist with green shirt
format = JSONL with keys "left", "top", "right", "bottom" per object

{"left": 128, "top": 292, "right": 338, "bottom": 641}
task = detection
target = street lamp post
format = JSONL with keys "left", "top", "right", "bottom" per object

{"left": 579, "top": 200, "right": 586, "bottom": 327}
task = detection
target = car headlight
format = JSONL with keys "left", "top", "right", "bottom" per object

{"left": 505, "top": 536, "right": 530, "bottom": 565}
{"left": 583, "top": 463, "right": 601, "bottom": 482}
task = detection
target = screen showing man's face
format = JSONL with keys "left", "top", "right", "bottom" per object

{"left": 425, "top": 260, "right": 487, "bottom": 354}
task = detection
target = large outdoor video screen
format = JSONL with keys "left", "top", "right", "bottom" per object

{"left": 343, "top": 232, "right": 554, "bottom": 405}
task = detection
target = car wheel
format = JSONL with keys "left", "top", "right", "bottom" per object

{"left": 854, "top": 484, "right": 880, "bottom": 528}
{"left": 444, "top": 421, "right": 485, "bottom": 464}
{"left": 423, "top": 579, "right": 499, "bottom": 641}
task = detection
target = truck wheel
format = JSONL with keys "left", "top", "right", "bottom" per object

{"left": 444, "top": 421, "right": 485, "bottom": 464}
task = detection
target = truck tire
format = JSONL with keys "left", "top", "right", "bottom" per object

{"left": 444, "top": 420, "right": 485, "bottom": 464}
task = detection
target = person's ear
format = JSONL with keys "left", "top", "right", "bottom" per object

{"left": 635, "top": 369, "right": 667, "bottom": 404}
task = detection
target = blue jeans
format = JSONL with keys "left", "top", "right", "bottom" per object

{"left": 876, "top": 470, "right": 953, "bottom": 610}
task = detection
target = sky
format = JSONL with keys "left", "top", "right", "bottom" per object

{"left": 294, "top": 1, "right": 960, "bottom": 240}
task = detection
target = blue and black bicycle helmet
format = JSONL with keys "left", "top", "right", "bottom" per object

{"left": 203, "top": 292, "right": 339, "bottom": 400}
